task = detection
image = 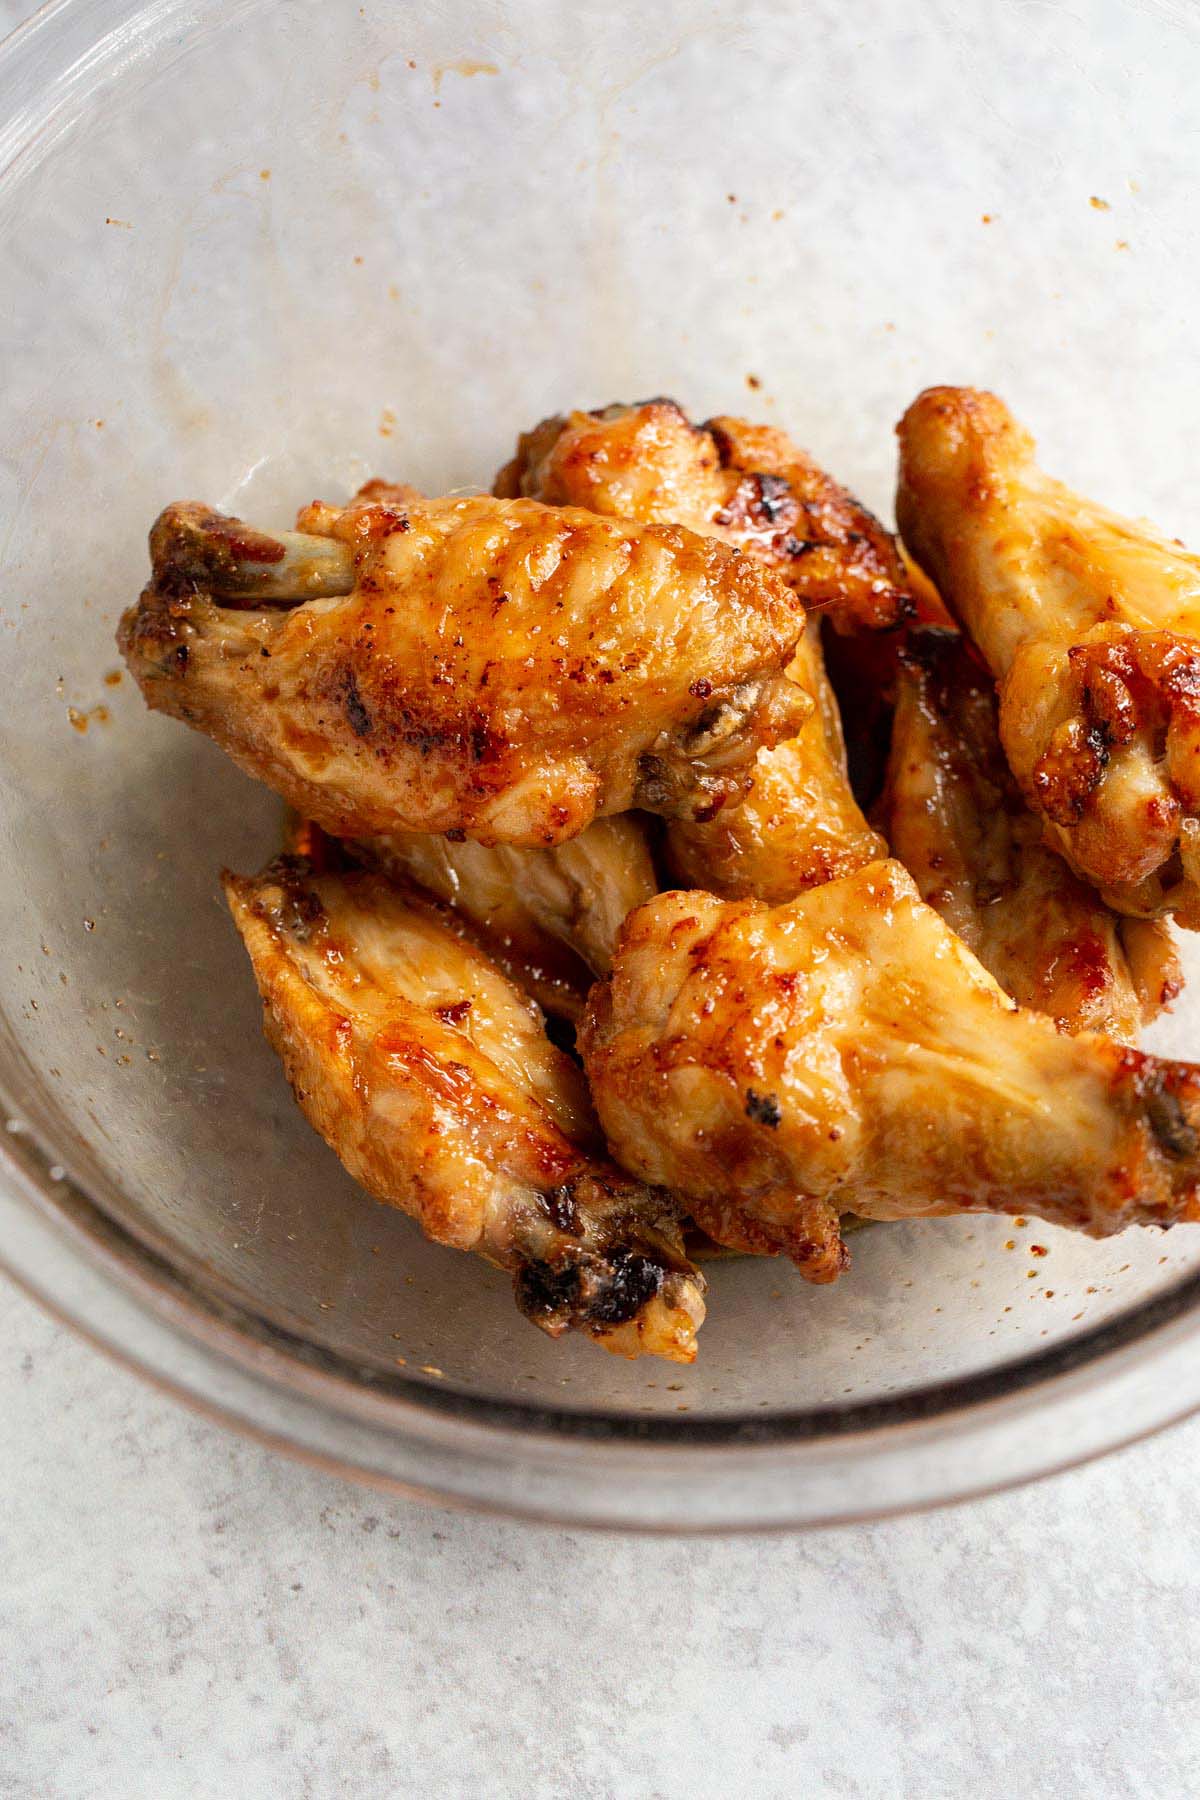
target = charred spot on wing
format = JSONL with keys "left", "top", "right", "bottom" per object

{"left": 745, "top": 1088, "right": 782, "bottom": 1128}
{"left": 537, "top": 1182, "right": 583, "bottom": 1236}
{"left": 1032, "top": 719, "right": 1110, "bottom": 825}
{"left": 715, "top": 472, "right": 800, "bottom": 538}
{"left": 589, "top": 1246, "right": 664, "bottom": 1325}
{"left": 1143, "top": 1074, "right": 1200, "bottom": 1160}
{"left": 514, "top": 1242, "right": 667, "bottom": 1333}
{"left": 705, "top": 419, "right": 738, "bottom": 469}
{"left": 514, "top": 1257, "right": 582, "bottom": 1329}
{"left": 339, "top": 667, "right": 373, "bottom": 739}
{"left": 148, "top": 502, "right": 285, "bottom": 597}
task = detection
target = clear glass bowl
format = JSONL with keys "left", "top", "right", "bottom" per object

{"left": 4, "top": 0, "right": 1200, "bottom": 1529}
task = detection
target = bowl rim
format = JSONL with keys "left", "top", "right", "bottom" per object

{"left": 6, "top": 1104, "right": 1200, "bottom": 1529}
{"left": 5, "top": 0, "right": 1200, "bottom": 1529}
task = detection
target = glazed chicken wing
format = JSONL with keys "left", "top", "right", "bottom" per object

{"left": 498, "top": 400, "right": 911, "bottom": 635}
{"left": 580, "top": 861, "right": 1200, "bottom": 1282}
{"left": 897, "top": 387, "right": 1200, "bottom": 924}
{"left": 352, "top": 814, "right": 658, "bottom": 1021}
{"left": 120, "top": 485, "right": 807, "bottom": 849}
{"left": 879, "top": 627, "right": 1181, "bottom": 1039}
{"left": 224, "top": 854, "right": 705, "bottom": 1360}
{"left": 499, "top": 399, "right": 900, "bottom": 899}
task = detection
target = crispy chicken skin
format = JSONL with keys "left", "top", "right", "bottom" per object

{"left": 879, "top": 628, "right": 1181, "bottom": 1039}
{"left": 580, "top": 861, "right": 1200, "bottom": 1279}
{"left": 498, "top": 399, "right": 911, "bottom": 634}
{"left": 499, "top": 399, "right": 896, "bottom": 899}
{"left": 897, "top": 387, "right": 1200, "bottom": 924}
{"left": 352, "top": 814, "right": 659, "bottom": 1021}
{"left": 120, "top": 486, "right": 807, "bottom": 849}
{"left": 223, "top": 854, "right": 705, "bottom": 1360}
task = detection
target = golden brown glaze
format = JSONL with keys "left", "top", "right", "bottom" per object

{"left": 498, "top": 399, "right": 911, "bottom": 634}
{"left": 581, "top": 861, "right": 1200, "bottom": 1279}
{"left": 353, "top": 814, "right": 658, "bottom": 1021}
{"left": 121, "top": 485, "right": 807, "bottom": 849}
{"left": 500, "top": 400, "right": 896, "bottom": 898}
{"left": 897, "top": 387, "right": 1200, "bottom": 924}
{"left": 879, "top": 627, "right": 1181, "bottom": 1039}
{"left": 224, "top": 855, "right": 705, "bottom": 1360}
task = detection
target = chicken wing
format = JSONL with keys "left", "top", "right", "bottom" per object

{"left": 223, "top": 854, "right": 705, "bottom": 1360}
{"left": 879, "top": 627, "right": 1181, "bottom": 1039}
{"left": 897, "top": 387, "right": 1200, "bottom": 925}
{"left": 580, "top": 860, "right": 1200, "bottom": 1282}
{"left": 120, "top": 485, "right": 807, "bottom": 849}
{"left": 498, "top": 399, "right": 911, "bottom": 635}
{"left": 499, "top": 399, "right": 898, "bottom": 898}
{"left": 352, "top": 813, "right": 659, "bottom": 1021}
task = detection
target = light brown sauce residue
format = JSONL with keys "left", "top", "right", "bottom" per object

{"left": 68, "top": 704, "right": 110, "bottom": 733}
{"left": 431, "top": 59, "right": 500, "bottom": 94}
{"left": 103, "top": 669, "right": 123, "bottom": 687}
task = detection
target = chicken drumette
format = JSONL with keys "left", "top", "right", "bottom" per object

{"left": 224, "top": 854, "right": 705, "bottom": 1360}
{"left": 498, "top": 399, "right": 906, "bottom": 900}
{"left": 897, "top": 387, "right": 1200, "bottom": 925}
{"left": 121, "top": 483, "right": 807, "bottom": 849}
{"left": 879, "top": 627, "right": 1181, "bottom": 1039}
{"left": 581, "top": 861, "right": 1200, "bottom": 1281}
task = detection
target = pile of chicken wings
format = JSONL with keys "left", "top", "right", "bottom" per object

{"left": 119, "top": 387, "right": 1200, "bottom": 1364}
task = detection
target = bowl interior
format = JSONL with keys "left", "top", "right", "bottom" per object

{"left": 3, "top": 0, "right": 1200, "bottom": 1433}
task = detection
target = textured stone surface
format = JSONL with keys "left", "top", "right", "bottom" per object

{"left": 4, "top": 1273, "right": 1200, "bottom": 1798}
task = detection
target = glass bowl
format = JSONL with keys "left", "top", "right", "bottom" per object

{"left": 3, "top": 0, "right": 1200, "bottom": 1530}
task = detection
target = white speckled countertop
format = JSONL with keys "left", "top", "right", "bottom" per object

{"left": 5, "top": 1270, "right": 1200, "bottom": 1797}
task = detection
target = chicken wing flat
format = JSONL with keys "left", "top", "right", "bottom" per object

{"left": 223, "top": 854, "right": 705, "bottom": 1360}
{"left": 879, "top": 627, "right": 1181, "bottom": 1039}
{"left": 499, "top": 399, "right": 897, "bottom": 898}
{"left": 352, "top": 813, "right": 658, "bottom": 1020}
{"left": 120, "top": 485, "right": 807, "bottom": 849}
{"left": 897, "top": 387, "right": 1200, "bottom": 925}
{"left": 580, "top": 860, "right": 1200, "bottom": 1282}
